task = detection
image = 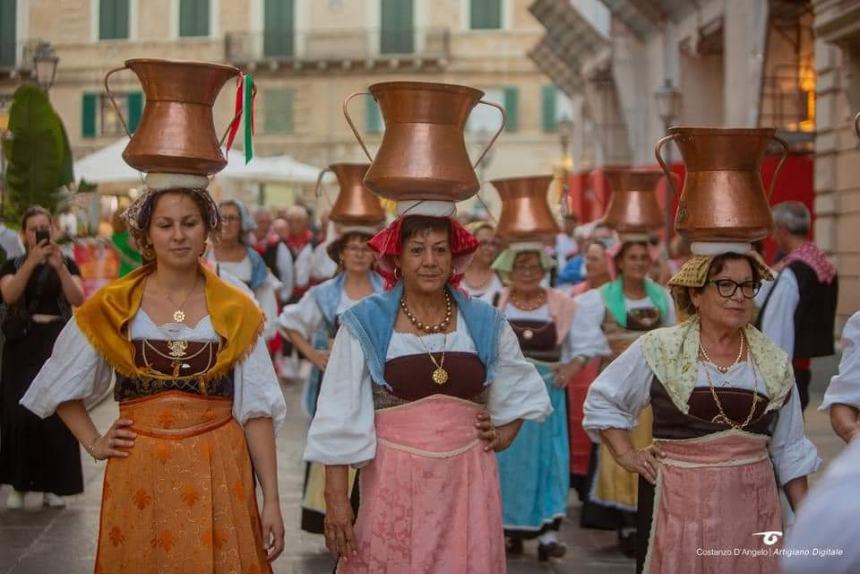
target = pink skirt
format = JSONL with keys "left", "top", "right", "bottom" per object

{"left": 339, "top": 395, "right": 506, "bottom": 574}
{"left": 644, "top": 430, "right": 782, "bottom": 574}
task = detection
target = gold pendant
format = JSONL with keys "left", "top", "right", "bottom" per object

{"left": 432, "top": 367, "right": 449, "bottom": 385}
{"left": 167, "top": 340, "right": 188, "bottom": 359}
{"left": 523, "top": 329, "right": 534, "bottom": 340}
{"left": 173, "top": 309, "right": 186, "bottom": 323}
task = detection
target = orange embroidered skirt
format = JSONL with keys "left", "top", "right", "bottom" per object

{"left": 94, "top": 391, "right": 271, "bottom": 574}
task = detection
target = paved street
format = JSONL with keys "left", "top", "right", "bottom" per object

{"left": 0, "top": 357, "right": 845, "bottom": 574}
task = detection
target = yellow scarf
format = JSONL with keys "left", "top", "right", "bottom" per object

{"left": 75, "top": 263, "right": 264, "bottom": 383}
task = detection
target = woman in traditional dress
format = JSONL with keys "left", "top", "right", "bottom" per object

{"left": 570, "top": 239, "right": 675, "bottom": 555}
{"left": 820, "top": 311, "right": 860, "bottom": 442}
{"left": 279, "top": 228, "right": 383, "bottom": 533}
{"left": 305, "top": 208, "right": 551, "bottom": 573}
{"left": 0, "top": 206, "right": 85, "bottom": 509}
{"left": 21, "top": 185, "right": 287, "bottom": 572}
{"left": 461, "top": 221, "right": 503, "bottom": 304}
{"left": 584, "top": 248, "right": 820, "bottom": 573}
{"left": 209, "top": 200, "right": 280, "bottom": 340}
{"left": 490, "top": 244, "right": 578, "bottom": 561}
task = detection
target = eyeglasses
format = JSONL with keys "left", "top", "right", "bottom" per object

{"left": 221, "top": 215, "right": 241, "bottom": 223}
{"left": 707, "top": 279, "right": 761, "bottom": 299}
{"left": 343, "top": 245, "right": 372, "bottom": 255}
{"left": 512, "top": 264, "right": 544, "bottom": 275}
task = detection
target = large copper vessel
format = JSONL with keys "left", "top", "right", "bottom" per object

{"left": 655, "top": 127, "right": 788, "bottom": 242}
{"left": 343, "top": 81, "right": 505, "bottom": 202}
{"left": 315, "top": 163, "right": 385, "bottom": 226}
{"left": 492, "top": 175, "right": 560, "bottom": 242}
{"left": 602, "top": 168, "right": 664, "bottom": 233}
{"left": 105, "top": 59, "right": 240, "bottom": 175}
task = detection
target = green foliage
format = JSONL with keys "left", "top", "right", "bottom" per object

{"left": 2, "top": 84, "right": 74, "bottom": 222}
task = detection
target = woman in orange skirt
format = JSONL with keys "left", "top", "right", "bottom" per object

{"left": 21, "top": 182, "right": 287, "bottom": 574}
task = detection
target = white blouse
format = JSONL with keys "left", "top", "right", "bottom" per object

{"left": 303, "top": 312, "right": 553, "bottom": 467}
{"left": 208, "top": 253, "right": 281, "bottom": 340}
{"left": 582, "top": 338, "right": 821, "bottom": 485}
{"left": 278, "top": 287, "right": 357, "bottom": 340}
{"left": 20, "top": 313, "right": 287, "bottom": 432}
{"left": 461, "top": 273, "right": 504, "bottom": 305}
{"left": 820, "top": 311, "right": 860, "bottom": 412}
{"left": 570, "top": 287, "right": 677, "bottom": 359}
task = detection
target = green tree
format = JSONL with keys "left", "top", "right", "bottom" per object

{"left": 2, "top": 84, "right": 74, "bottom": 223}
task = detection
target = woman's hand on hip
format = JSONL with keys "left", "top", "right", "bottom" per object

{"left": 615, "top": 444, "right": 665, "bottom": 485}
{"left": 260, "top": 500, "right": 285, "bottom": 561}
{"left": 475, "top": 412, "right": 521, "bottom": 452}
{"left": 324, "top": 496, "right": 356, "bottom": 562}
{"left": 91, "top": 418, "right": 137, "bottom": 460}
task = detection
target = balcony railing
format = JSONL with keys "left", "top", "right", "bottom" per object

{"left": 225, "top": 28, "right": 450, "bottom": 66}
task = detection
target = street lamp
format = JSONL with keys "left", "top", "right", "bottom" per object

{"left": 654, "top": 78, "right": 682, "bottom": 244}
{"left": 32, "top": 41, "right": 59, "bottom": 93}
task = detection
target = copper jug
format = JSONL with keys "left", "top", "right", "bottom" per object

{"left": 315, "top": 163, "right": 386, "bottom": 226}
{"left": 343, "top": 81, "right": 505, "bottom": 202}
{"left": 492, "top": 175, "right": 560, "bottom": 242}
{"left": 105, "top": 59, "right": 240, "bottom": 175}
{"left": 854, "top": 112, "right": 860, "bottom": 140}
{"left": 655, "top": 127, "right": 788, "bottom": 242}
{"left": 602, "top": 168, "right": 664, "bottom": 233}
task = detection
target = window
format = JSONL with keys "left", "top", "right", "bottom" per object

{"left": 541, "top": 85, "right": 573, "bottom": 133}
{"left": 0, "top": 0, "right": 16, "bottom": 69}
{"left": 470, "top": 0, "right": 502, "bottom": 30}
{"left": 467, "top": 87, "right": 518, "bottom": 134}
{"left": 264, "top": 89, "right": 294, "bottom": 134}
{"left": 264, "top": 0, "right": 294, "bottom": 58}
{"left": 179, "top": 0, "right": 209, "bottom": 37}
{"left": 82, "top": 91, "right": 143, "bottom": 138}
{"left": 366, "top": 96, "right": 384, "bottom": 134}
{"left": 380, "top": 0, "right": 414, "bottom": 54}
{"left": 99, "top": 0, "right": 130, "bottom": 40}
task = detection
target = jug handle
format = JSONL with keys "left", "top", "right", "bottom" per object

{"left": 343, "top": 91, "right": 374, "bottom": 162}
{"left": 767, "top": 135, "right": 790, "bottom": 199}
{"left": 855, "top": 112, "right": 860, "bottom": 141}
{"left": 219, "top": 81, "right": 257, "bottom": 147}
{"left": 104, "top": 65, "right": 132, "bottom": 139}
{"left": 654, "top": 134, "right": 679, "bottom": 198}
{"left": 472, "top": 100, "right": 507, "bottom": 169}
{"left": 314, "top": 167, "right": 335, "bottom": 209}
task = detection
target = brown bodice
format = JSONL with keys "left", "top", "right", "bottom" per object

{"left": 602, "top": 308, "right": 663, "bottom": 363}
{"left": 509, "top": 319, "right": 560, "bottom": 362}
{"left": 649, "top": 377, "right": 781, "bottom": 439}
{"left": 114, "top": 338, "right": 233, "bottom": 401}
{"left": 373, "top": 352, "right": 488, "bottom": 409}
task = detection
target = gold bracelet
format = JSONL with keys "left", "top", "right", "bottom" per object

{"left": 86, "top": 435, "right": 102, "bottom": 463}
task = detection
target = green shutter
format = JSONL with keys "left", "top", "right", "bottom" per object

{"left": 82, "top": 93, "right": 97, "bottom": 138}
{"left": 503, "top": 87, "right": 518, "bottom": 132}
{"left": 471, "top": 0, "right": 502, "bottom": 30}
{"left": 264, "top": 89, "right": 294, "bottom": 134}
{"left": 381, "top": 0, "right": 414, "bottom": 54}
{"left": 127, "top": 91, "right": 143, "bottom": 133}
{"left": 0, "top": 0, "right": 16, "bottom": 68}
{"left": 366, "top": 95, "right": 383, "bottom": 134}
{"left": 180, "top": 0, "right": 209, "bottom": 37}
{"left": 100, "top": 0, "right": 130, "bottom": 40}
{"left": 264, "top": 0, "right": 294, "bottom": 58}
{"left": 542, "top": 85, "right": 558, "bottom": 132}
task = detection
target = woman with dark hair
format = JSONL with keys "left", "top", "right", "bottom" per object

{"left": 279, "top": 228, "right": 384, "bottom": 533}
{"left": 0, "top": 206, "right": 85, "bottom": 509}
{"left": 21, "top": 184, "right": 287, "bottom": 571}
{"left": 584, "top": 248, "right": 819, "bottom": 573}
{"left": 570, "top": 239, "right": 675, "bottom": 555}
{"left": 304, "top": 205, "right": 551, "bottom": 572}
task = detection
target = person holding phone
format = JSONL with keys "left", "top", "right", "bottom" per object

{"left": 0, "top": 206, "right": 84, "bottom": 509}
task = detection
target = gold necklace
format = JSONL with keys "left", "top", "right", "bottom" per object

{"left": 154, "top": 276, "right": 200, "bottom": 323}
{"left": 400, "top": 290, "right": 453, "bottom": 333}
{"left": 702, "top": 346, "right": 761, "bottom": 430}
{"left": 699, "top": 331, "right": 745, "bottom": 374}
{"left": 415, "top": 332, "right": 449, "bottom": 385}
{"left": 509, "top": 289, "right": 547, "bottom": 312}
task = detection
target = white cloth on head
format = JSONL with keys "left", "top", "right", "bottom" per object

{"left": 582, "top": 338, "right": 820, "bottom": 485}
{"left": 303, "top": 313, "right": 553, "bottom": 467}
{"left": 395, "top": 200, "right": 457, "bottom": 218}
{"left": 755, "top": 268, "right": 799, "bottom": 358}
{"left": 19, "top": 315, "right": 287, "bottom": 432}
{"left": 820, "top": 312, "right": 860, "bottom": 411}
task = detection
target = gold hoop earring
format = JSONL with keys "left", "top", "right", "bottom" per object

{"left": 394, "top": 267, "right": 402, "bottom": 280}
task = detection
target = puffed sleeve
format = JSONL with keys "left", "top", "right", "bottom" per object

{"left": 20, "top": 317, "right": 113, "bottom": 418}
{"left": 232, "top": 335, "right": 287, "bottom": 433}
{"left": 820, "top": 312, "right": 860, "bottom": 412}
{"left": 487, "top": 322, "right": 552, "bottom": 426}
{"left": 769, "top": 380, "right": 821, "bottom": 485}
{"left": 303, "top": 326, "right": 376, "bottom": 467}
{"left": 570, "top": 289, "right": 611, "bottom": 358}
{"left": 277, "top": 288, "right": 323, "bottom": 340}
{"left": 582, "top": 338, "right": 654, "bottom": 441}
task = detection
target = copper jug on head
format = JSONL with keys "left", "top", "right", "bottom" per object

{"left": 315, "top": 163, "right": 386, "bottom": 227}
{"left": 343, "top": 81, "right": 506, "bottom": 202}
{"left": 602, "top": 168, "right": 664, "bottom": 234}
{"left": 655, "top": 127, "right": 789, "bottom": 242}
{"left": 492, "top": 175, "right": 560, "bottom": 242}
{"left": 105, "top": 59, "right": 240, "bottom": 176}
